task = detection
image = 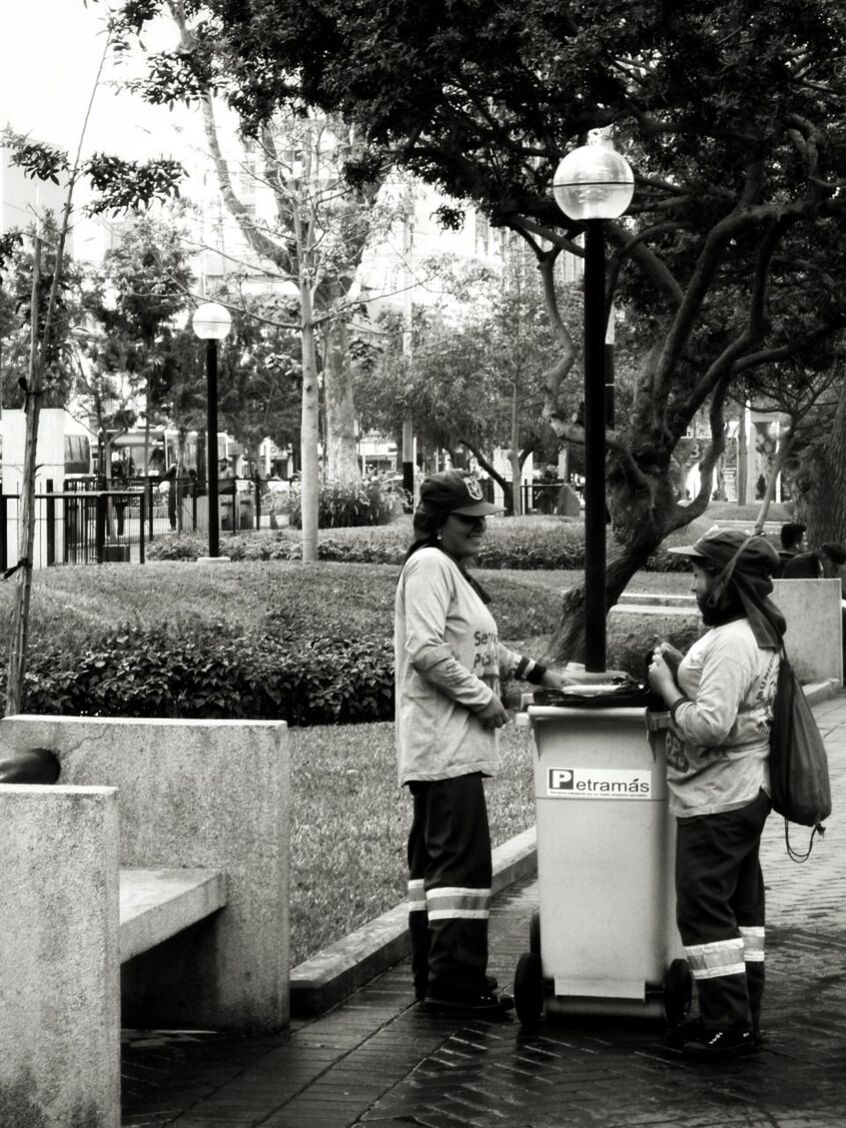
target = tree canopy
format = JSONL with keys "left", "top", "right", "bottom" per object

{"left": 108, "top": 0, "right": 846, "bottom": 656}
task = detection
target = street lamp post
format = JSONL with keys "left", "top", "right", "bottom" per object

{"left": 192, "top": 302, "right": 232, "bottom": 559}
{"left": 553, "top": 143, "right": 633, "bottom": 671}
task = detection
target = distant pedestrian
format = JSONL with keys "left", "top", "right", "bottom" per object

{"left": 648, "top": 528, "right": 784, "bottom": 1059}
{"left": 164, "top": 464, "right": 178, "bottom": 530}
{"left": 394, "top": 469, "right": 570, "bottom": 1019}
{"left": 111, "top": 461, "right": 127, "bottom": 536}
{"left": 777, "top": 521, "right": 806, "bottom": 574}
{"left": 782, "top": 540, "right": 846, "bottom": 585}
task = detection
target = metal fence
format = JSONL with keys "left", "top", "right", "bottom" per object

{"left": 0, "top": 490, "right": 147, "bottom": 570}
{"left": 0, "top": 476, "right": 267, "bottom": 570}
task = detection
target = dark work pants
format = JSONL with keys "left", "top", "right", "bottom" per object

{"left": 406, "top": 773, "right": 492, "bottom": 1002}
{"left": 675, "top": 790, "right": 770, "bottom": 1033}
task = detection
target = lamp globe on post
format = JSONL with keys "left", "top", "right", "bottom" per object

{"left": 192, "top": 302, "right": 232, "bottom": 561}
{"left": 552, "top": 142, "right": 633, "bottom": 672}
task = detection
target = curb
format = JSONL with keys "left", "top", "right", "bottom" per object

{"left": 290, "top": 826, "right": 537, "bottom": 1018}
{"left": 804, "top": 678, "right": 841, "bottom": 705}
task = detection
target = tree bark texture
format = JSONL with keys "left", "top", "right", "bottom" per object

{"left": 6, "top": 241, "right": 42, "bottom": 716}
{"left": 299, "top": 288, "right": 320, "bottom": 563}
{"left": 321, "top": 306, "right": 360, "bottom": 484}
{"left": 798, "top": 379, "right": 846, "bottom": 546}
{"left": 547, "top": 455, "right": 684, "bottom": 665}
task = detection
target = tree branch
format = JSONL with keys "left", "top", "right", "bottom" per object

{"left": 681, "top": 216, "right": 792, "bottom": 417}
{"left": 200, "top": 93, "right": 294, "bottom": 273}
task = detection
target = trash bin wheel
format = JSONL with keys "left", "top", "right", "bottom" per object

{"left": 663, "top": 958, "right": 692, "bottom": 1030}
{"left": 514, "top": 952, "right": 544, "bottom": 1025}
{"left": 529, "top": 909, "right": 540, "bottom": 956}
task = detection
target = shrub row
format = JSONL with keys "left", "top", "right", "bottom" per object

{"left": 1, "top": 613, "right": 703, "bottom": 725}
{"left": 1, "top": 625, "right": 395, "bottom": 726}
{"left": 148, "top": 525, "right": 692, "bottom": 571}
{"left": 277, "top": 474, "right": 408, "bottom": 528}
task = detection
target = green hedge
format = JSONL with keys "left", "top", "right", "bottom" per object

{"left": 4, "top": 625, "right": 395, "bottom": 726}
{"left": 4, "top": 616, "right": 702, "bottom": 725}
{"left": 4, "top": 513, "right": 719, "bottom": 723}
{"left": 147, "top": 519, "right": 692, "bottom": 571}
{"left": 277, "top": 474, "right": 407, "bottom": 528}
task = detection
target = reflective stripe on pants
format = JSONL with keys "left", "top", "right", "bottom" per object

{"left": 675, "top": 790, "right": 770, "bottom": 1032}
{"left": 406, "top": 773, "right": 492, "bottom": 1001}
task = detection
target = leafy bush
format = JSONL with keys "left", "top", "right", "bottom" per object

{"left": 0, "top": 553, "right": 702, "bottom": 721}
{"left": 146, "top": 515, "right": 703, "bottom": 570}
{"left": 5, "top": 624, "right": 395, "bottom": 726}
{"left": 281, "top": 473, "right": 408, "bottom": 529}
{"left": 147, "top": 530, "right": 301, "bottom": 562}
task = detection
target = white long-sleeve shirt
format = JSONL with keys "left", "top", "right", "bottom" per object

{"left": 394, "top": 547, "right": 524, "bottom": 785}
{"left": 666, "top": 619, "right": 780, "bottom": 817}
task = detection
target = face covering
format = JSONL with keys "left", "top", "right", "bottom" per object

{"left": 696, "top": 578, "right": 744, "bottom": 626}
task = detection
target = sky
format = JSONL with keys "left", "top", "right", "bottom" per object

{"left": 0, "top": 0, "right": 197, "bottom": 162}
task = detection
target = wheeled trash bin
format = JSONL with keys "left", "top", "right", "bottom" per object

{"left": 514, "top": 687, "right": 691, "bottom": 1026}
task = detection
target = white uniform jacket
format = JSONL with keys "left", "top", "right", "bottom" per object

{"left": 394, "top": 546, "right": 523, "bottom": 786}
{"left": 667, "top": 619, "right": 780, "bottom": 818}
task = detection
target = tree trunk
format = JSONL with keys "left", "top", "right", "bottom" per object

{"left": 799, "top": 379, "right": 846, "bottom": 544}
{"left": 176, "top": 427, "right": 187, "bottom": 534}
{"left": 6, "top": 241, "right": 43, "bottom": 716}
{"left": 753, "top": 420, "right": 794, "bottom": 533}
{"left": 143, "top": 410, "right": 151, "bottom": 477}
{"left": 322, "top": 312, "right": 360, "bottom": 485}
{"left": 509, "top": 383, "right": 523, "bottom": 516}
{"left": 300, "top": 283, "right": 320, "bottom": 563}
{"left": 737, "top": 406, "right": 748, "bottom": 504}
{"left": 547, "top": 464, "right": 681, "bottom": 666}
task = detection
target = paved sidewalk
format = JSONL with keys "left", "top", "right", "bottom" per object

{"left": 123, "top": 693, "right": 846, "bottom": 1128}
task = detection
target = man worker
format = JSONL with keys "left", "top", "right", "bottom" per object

{"left": 777, "top": 521, "right": 807, "bottom": 575}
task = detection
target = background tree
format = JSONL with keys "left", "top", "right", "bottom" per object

{"left": 1, "top": 60, "right": 182, "bottom": 712}
{"left": 0, "top": 216, "right": 86, "bottom": 410}
{"left": 94, "top": 212, "right": 194, "bottom": 474}
{"left": 358, "top": 246, "right": 575, "bottom": 506}
{"left": 734, "top": 344, "right": 844, "bottom": 532}
{"left": 114, "top": 0, "right": 402, "bottom": 559}
{"left": 207, "top": 278, "right": 303, "bottom": 462}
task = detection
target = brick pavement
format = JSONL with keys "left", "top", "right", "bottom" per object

{"left": 123, "top": 693, "right": 846, "bottom": 1128}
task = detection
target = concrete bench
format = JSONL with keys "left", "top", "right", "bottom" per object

{"left": 120, "top": 867, "right": 228, "bottom": 962}
{"left": 0, "top": 716, "right": 289, "bottom": 1128}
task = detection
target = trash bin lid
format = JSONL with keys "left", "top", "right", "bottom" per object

{"left": 533, "top": 682, "right": 662, "bottom": 709}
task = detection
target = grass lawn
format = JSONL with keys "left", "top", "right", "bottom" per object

{"left": 289, "top": 721, "right": 535, "bottom": 966}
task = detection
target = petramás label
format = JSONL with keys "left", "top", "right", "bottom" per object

{"left": 546, "top": 767, "right": 652, "bottom": 799}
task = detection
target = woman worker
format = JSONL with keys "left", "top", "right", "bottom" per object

{"left": 648, "top": 527, "right": 784, "bottom": 1059}
{"left": 395, "top": 469, "right": 569, "bottom": 1018}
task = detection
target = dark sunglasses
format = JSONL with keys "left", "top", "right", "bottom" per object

{"left": 451, "top": 513, "right": 486, "bottom": 529}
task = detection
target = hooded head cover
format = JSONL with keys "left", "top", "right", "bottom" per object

{"left": 668, "top": 527, "right": 786, "bottom": 648}
{"left": 416, "top": 470, "right": 503, "bottom": 517}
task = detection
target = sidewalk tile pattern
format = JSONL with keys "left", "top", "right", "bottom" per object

{"left": 122, "top": 694, "right": 846, "bottom": 1128}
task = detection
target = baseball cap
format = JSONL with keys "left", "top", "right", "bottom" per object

{"left": 417, "top": 470, "right": 503, "bottom": 517}
{"left": 667, "top": 526, "right": 780, "bottom": 576}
